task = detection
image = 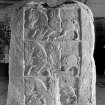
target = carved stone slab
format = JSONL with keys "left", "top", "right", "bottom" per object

{"left": 7, "top": 1, "right": 96, "bottom": 105}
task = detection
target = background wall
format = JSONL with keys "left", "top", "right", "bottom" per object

{"left": 87, "top": 0, "right": 105, "bottom": 17}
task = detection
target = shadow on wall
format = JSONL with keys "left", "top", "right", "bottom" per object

{"left": 94, "top": 17, "right": 105, "bottom": 75}
{"left": 0, "top": 63, "right": 9, "bottom": 78}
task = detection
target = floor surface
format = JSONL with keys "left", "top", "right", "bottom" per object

{"left": 96, "top": 75, "right": 105, "bottom": 105}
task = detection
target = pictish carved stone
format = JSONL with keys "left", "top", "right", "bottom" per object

{"left": 7, "top": 1, "right": 96, "bottom": 105}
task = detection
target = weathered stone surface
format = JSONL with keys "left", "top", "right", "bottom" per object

{"left": 6, "top": 6, "right": 24, "bottom": 105}
{"left": 7, "top": 1, "right": 96, "bottom": 105}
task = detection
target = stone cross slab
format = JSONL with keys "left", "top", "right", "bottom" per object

{"left": 7, "top": 1, "right": 96, "bottom": 105}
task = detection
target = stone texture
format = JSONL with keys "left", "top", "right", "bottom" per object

{"left": 7, "top": 1, "right": 96, "bottom": 105}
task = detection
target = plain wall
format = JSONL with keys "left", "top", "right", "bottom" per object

{"left": 87, "top": 0, "right": 105, "bottom": 17}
